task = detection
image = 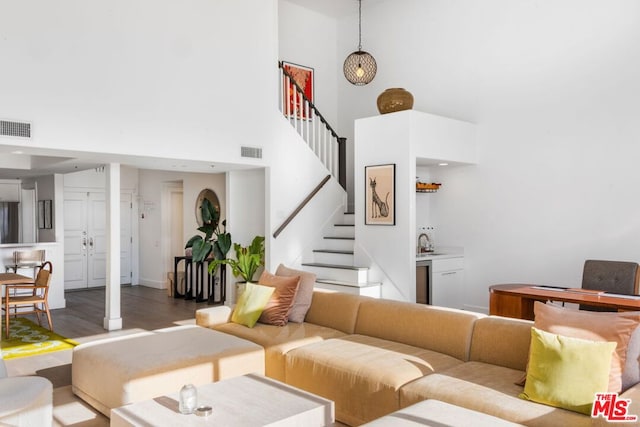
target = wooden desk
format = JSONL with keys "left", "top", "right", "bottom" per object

{"left": 490, "top": 284, "right": 640, "bottom": 320}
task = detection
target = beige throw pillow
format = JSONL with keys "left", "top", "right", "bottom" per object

{"left": 533, "top": 301, "right": 640, "bottom": 392}
{"left": 257, "top": 271, "right": 301, "bottom": 326}
{"left": 275, "top": 264, "right": 316, "bottom": 323}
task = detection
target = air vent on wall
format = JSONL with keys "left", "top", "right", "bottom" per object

{"left": 241, "top": 146, "right": 262, "bottom": 159}
{"left": 0, "top": 120, "right": 31, "bottom": 138}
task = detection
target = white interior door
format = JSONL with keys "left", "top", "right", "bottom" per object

{"left": 64, "top": 192, "right": 89, "bottom": 290}
{"left": 64, "top": 190, "right": 133, "bottom": 289}
{"left": 161, "top": 182, "right": 184, "bottom": 283}
{"left": 87, "top": 192, "right": 106, "bottom": 287}
{"left": 120, "top": 193, "right": 133, "bottom": 284}
{"left": 170, "top": 191, "right": 184, "bottom": 259}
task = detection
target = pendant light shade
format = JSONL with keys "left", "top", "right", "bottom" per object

{"left": 343, "top": 0, "right": 376, "bottom": 86}
{"left": 343, "top": 50, "right": 377, "bottom": 86}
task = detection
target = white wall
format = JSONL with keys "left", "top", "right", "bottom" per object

{"left": 340, "top": 0, "right": 640, "bottom": 311}
{"left": 227, "top": 169, "right": 265, "bottom": 257}
{"left": 35, "top": 176, "right": 56, "bottom": 243}
{"left": 137, "top": 170, "right": 180, "bottom": 288}
{"left": 279, "top": 0, "right": 339, "bottom": 128}
{"left": 0, "top": 0, "right": 278, "bottom": 167}
{"left": 182, "top": 174, "right": 227, "bottom": 253}
{"left": 63, "top": 167, "right": 138, "bottom": 191}
{"left": 355, "top": 114, "right": 415, "bottom": 301}
{"left": 268, "top": 115, "right": 346, "bottom": 273}
{"left": 227, "top": 169, "right": 266, "bottom": 301}
{"left": 355, "top": 111, "right": 475, "bottom": 302}
{"left": 137, "top": 170, "right": 226, "bottom": 288}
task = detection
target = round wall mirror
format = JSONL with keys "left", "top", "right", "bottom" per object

{"left": 195, "top": 189, "right": 221, "bottom": 228}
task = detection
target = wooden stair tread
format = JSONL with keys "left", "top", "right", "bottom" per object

{"left": 312, "top": 249, "right": 354, "bottom": 255}
{"left": 316, "top": 279, "right": 381, "bottom": 288}
{"left": 302, "top": 262, "right": 368, "bottom": 271}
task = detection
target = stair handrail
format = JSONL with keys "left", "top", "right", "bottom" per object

{"left": 279, "top": 61, "right": 346, "bottom": 190}
{"left": 273, "top": 174, "right": 331, "bottom": 239}
{"left": 280, "top": 62, "right": 340, "bottom": 139}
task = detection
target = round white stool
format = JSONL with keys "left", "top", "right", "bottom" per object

{"left": 0, "top": 376, "right": 53, "bottom": 427}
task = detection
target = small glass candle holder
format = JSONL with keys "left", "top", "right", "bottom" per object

{"left": 179, "top": 384, "right": 197, "bottom": 414}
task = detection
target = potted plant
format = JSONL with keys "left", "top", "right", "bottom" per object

{"left": 208, "top": 235, "right": 265, "bottom": 283}
{"left": 185, "top": 198, "right": 232, "bottom": 264}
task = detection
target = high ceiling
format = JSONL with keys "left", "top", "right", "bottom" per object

{"left": 0, "top": 1, "right": 383, "bottom": 180}
{"left": 282, "top": 0, "right": 388, "bottom": 18}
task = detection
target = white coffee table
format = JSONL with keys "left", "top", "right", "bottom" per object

{"left": 111, "top": 373, "right": 334, "bottom": 426}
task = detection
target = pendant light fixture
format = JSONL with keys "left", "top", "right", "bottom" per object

{"left": 343, "top": 0, "right": 377, "bottom": 85}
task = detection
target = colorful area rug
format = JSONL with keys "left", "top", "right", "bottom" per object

{"left": 1, "top": 317, "right": 78, "bottom": 360}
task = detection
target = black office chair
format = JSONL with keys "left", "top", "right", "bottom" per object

{"left": 580, "top": 259, "right": 640, "bottom": 311}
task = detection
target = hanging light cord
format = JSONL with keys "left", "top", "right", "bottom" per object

{"left": 358, "top": 0, "right": 362, "bottom": 51}
{"left": 343, "top": 0, "right": 376, "bottom": 85}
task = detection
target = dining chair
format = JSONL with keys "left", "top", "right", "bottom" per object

{"left": 2, "top": 261, "right": 53, "bottom": 339}
{"left": 5, "top": 249, "right": 46, "bottom": 279}
{"left": 580, "top": 259, "right": 640, "bottom": 311}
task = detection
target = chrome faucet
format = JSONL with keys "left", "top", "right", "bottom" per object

{"left": 418, "top": 233, "right": 432, "bottom": 253}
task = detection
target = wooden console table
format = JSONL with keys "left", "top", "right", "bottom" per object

{"left": 489, "top": 284, "right": 640, "bottom": 320}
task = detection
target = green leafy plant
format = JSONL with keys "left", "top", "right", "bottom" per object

{"left": 208, "top": 235, "right": 265, "bottom": 282}
{"left": 185, "top": 198, "right": 232, "bottom": 264}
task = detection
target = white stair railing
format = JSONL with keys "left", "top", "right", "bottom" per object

{"left": 279, "top": 61, "right": 345, "bottom": 190}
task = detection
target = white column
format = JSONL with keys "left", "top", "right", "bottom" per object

{"left": 104, "top": 163, "right": 122, "bottom": 330}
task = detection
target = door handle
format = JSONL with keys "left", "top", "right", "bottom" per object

{"left": 89, "top": 237, "right": 94, "bottom": 248}
{"left": 82, "top": 238, "right": 87, "bottom": 250}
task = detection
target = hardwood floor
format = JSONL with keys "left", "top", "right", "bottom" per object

{"left": 5, "top": 285, "right": 212, "bottom": 378}
{"left": 4, "top": 286, "right": 212, "bottom": 427}
{"left": 53, "top": 285, "right": 211, "bottom": 340}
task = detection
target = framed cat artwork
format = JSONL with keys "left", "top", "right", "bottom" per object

{"left": 365, "top": 164, "right": 395, "bottom": 225}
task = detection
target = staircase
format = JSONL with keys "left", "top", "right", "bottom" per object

{"left": 301, "top": 211, "right": 381, "bottom": 297}
{"left": 279, "top": 61, "right": 346, "bottom": 189}
{"left": 276, "top": 61, "right": 378, "bottom": 296}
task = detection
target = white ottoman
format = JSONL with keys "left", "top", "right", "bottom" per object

{"left": 72, "top": 325, "right": 264, "bottom": 417}
{"left": 361, "top": 400, "right": 525, "bottom": 426}
{"left": 0, "top": 376, "right": 53, "bottom": 426}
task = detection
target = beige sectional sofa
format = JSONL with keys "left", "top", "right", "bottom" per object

{"left": 196, "top": 290, "right": 640, "bottom": 426}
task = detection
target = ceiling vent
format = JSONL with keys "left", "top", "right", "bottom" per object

{"left": 0, "top": 120, "right": 31, "bottom": 138}
{"left": 241, "top": 146, "right": 262, "bottom": 159}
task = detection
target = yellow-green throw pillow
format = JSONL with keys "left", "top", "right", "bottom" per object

{"left": 519, "top": 327, "right": 616, "bottom": 415}
{"left": 231, "top": 283, "right": 275, "bottom": 328}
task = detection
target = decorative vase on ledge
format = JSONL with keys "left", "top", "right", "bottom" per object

{"left": 376, "top": 88, "right": 414, "bottom": 114}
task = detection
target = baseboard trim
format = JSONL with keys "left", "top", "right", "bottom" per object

{"left": 138, "top": 278, "right": 166, "bottom": 289}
